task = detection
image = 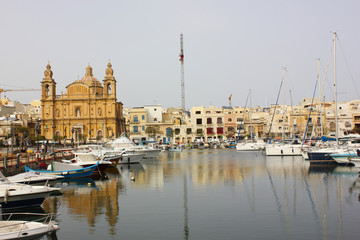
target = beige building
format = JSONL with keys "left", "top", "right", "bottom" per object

{"left": 40, "top": 62, "right": 124, "bottom": 143}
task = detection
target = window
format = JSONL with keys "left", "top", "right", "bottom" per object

{"left": 195, "top": 111, "right": 201, "bottom": 114}
{"left": 207, "top": 128, "right": 214, "bottom": 134}
{"left": 142, "top": 126, "right": 145, "bottom": 131}
{"left": 45, "top": 84, "right": 49, "bottom": 96}
{"left": 142, "top": 115, "right": 145, "bottom": 120}
{"left": 217, "top": 127, "right": 223, "bottom": 134}
{"left": 166, "top": 128, "right": 173, "bottom": 137}
{"left": 217, "top": 117, "right": 222, "bottom": 124}
{"left": 207, "top": 118, "right": 212, "bottom": 124}
{"left": 175, "top": 128, "right": 180, "bottom": 135}
{"left": 97, "top": 130, "right": 103, "bottom": 139}
{"left": 228, "top": 118, "right": 232, "bottom": 122}
{"left": 107, "top": 83, "right": 111, "bottom": 95}
{"left": 154, "top": 118, "right": 157, "bottom": 121}
{"left": 206, "top": 111, "right": 211, "bottom": 114}
{"left": 134, "top": 126, "right": 139, "bottom": 133}
{"left": 228, "top": 127, "right": 234, "bottom": 132}
{"left": 237, "top": 118, "right": 243, "bottom": 122}
{"left": 196, "top": 129, "right": 203, "bottom": 134}
{"left": 186, "top": 128, "right": 192, "bottom": 134}
{"left": 345, "top": 122, "right": 352, "bottom": 128}
{"left": 154, "top": 108, "right": 157, "bottom": 111}
{"left": 134, "top": 116, "right": 138, "bottom": 123}
{"left": 196, "top": 119, "right": 202, "bottom": 125}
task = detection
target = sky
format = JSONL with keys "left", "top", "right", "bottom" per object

{"left": 1, "top": 0, "right": 360, "bottom": 109}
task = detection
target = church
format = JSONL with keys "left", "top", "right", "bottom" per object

{"left": 40, "top": 62, "right": 124, "bottom": 143}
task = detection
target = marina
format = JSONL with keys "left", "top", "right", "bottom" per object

{"left": 3, "top": 148, "right": 360, "bottom": 239}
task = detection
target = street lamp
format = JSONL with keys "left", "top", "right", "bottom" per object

{"left": 52, "top": 125, "right": 56, "bottom": 151}
{"left": 71, "top": 127, "right": 75, "bottom": 147}
{"left": 35, "top": 120, "right": 41, "bottom": 151}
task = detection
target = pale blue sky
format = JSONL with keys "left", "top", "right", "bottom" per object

{"left": 1, "top": 0, "right": 360, "bottom": 108}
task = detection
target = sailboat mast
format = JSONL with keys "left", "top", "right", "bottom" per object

{"left": 282, "top": 67, "right": 286, "bottom": 143}
{"left": 334, "top": 32, "right": 339, "bottom": 144}
{"left": 249, "top": 89, "right": 253, "bottom": 141}
{"left": 289, "top": 90, "right": 294, "bottom": 139}
{"left": 317, "top": 59, "right": 324, "bottom": 136}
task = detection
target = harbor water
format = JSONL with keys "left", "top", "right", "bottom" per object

{"left": 36, "top": 149, "right": 360, "bottom": 240}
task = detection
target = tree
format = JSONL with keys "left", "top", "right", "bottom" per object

{"left": 16, "top": 126, "right": 30, "bottom": 148}
{"left": 145, "top": 126, "right": 161, "bottom": 138}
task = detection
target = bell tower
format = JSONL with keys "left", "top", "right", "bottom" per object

{"left": 40, "top": 62, "right": 57, "bottom": 139}
{"left": 41, "top": 62, "right": 56, "bottom": 99}
{"left": 103, "top": 60, "right": 116, "bottom": 99}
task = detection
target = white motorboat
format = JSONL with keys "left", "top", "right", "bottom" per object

{"left": 0, "top": 213, "right": 59, "bottom": 239}
{"left": 118, "top": 150, "right": 145, "bottom": 164}
{"left": 108, "top": 134, "right": 161, "bottom": 159}
{"left": 236, "top": 140, "right": 265, "bottom": 151}
{"left": 64, "top": 153, "right": 112, "bottom": 173}
{"left": 7, "top": 171, "right": 64, "bottom": 185}
{"left": 0, "top": 172, "right": 59, "bottom": 209}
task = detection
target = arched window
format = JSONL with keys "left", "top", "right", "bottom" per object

{"left": 166, "top": 128, "right": 173, "bottom": 137}
{"left": 97, "top": 130, "right": 103, "bottom": 140}
{"left": 107, "top": 83, "right": 111, "bottom": 95}
{"left": 228, "top": 118, "right": 232, "bottom": 122}
{"left": 45, "top": 84, "right": 49, "bottom": 96}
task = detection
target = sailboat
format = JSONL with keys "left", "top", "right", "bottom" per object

{"left": 307, "top": 32, "right": 347, "bottom": 165}
{"left": 236, "top": 89, "right": 265, "bottom": 151}
{"left": 265, "top": 68, "right": 303, "bottom": 156}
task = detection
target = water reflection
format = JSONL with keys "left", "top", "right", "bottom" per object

{"left": 39, "top": 149, "right": 360, "bottom": 239}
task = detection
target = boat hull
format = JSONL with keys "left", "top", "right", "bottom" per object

{"left": 308, "top": 151, "right": 339, "bottom": 165}
{"left": 265, "top": 145, "right": 302, "bottom": 156}
{"left": 25, "top": 163, "right": 98, "bottom": 178}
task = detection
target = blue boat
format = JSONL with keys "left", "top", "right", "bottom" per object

{"left": 25, "top": 162, "right": 99, "bottom": 178}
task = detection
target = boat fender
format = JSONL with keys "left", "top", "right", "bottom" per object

{"left": 4, "top": 189, "right": 8, "bottom": 204}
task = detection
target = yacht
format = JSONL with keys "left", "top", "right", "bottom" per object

{"left": 107, "top": 134, "right": 161, "bottom": 159}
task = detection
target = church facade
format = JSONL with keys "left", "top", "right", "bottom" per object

{"left": 40, "top": 62, "right": 124, "bottom": 143}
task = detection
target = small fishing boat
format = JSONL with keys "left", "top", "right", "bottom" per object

{"left": 25, "top": 162, "right": 99, "bottom": 179}
{"left": 0, "top": 213, "right": 59, "bottom": 239}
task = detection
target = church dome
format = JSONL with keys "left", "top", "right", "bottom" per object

{"left": 80, "top": 65, "right": 102, "bottom": 87}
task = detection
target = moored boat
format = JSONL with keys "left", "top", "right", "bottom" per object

{"left": 0, "top": 213, "right": 59, "bottom": 239}
{"left": 25, "top": 162, "right": 99, "bottom": 179}
{"left": 0, "top": 172, "right": 59, "bottom": 209}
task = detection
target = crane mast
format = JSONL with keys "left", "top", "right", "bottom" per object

{"left": 180, "top": 33, "right": 185, "bottom": 112}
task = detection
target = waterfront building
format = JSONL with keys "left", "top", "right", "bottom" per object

{"left": 40, "top": 62, "right": 124, "bottom": 143}
{"left": 27, "top": 99, "right": 41, "bottom": 120}
{"left": 127, "top": 107, "right": 148, "bottom": 143}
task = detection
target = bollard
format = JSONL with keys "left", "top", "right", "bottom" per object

{"left": 4, "top": 156, "right": 7, "bottom": 170}
{"left": 16, "top": 153, "right": 20, "bottom": 168}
